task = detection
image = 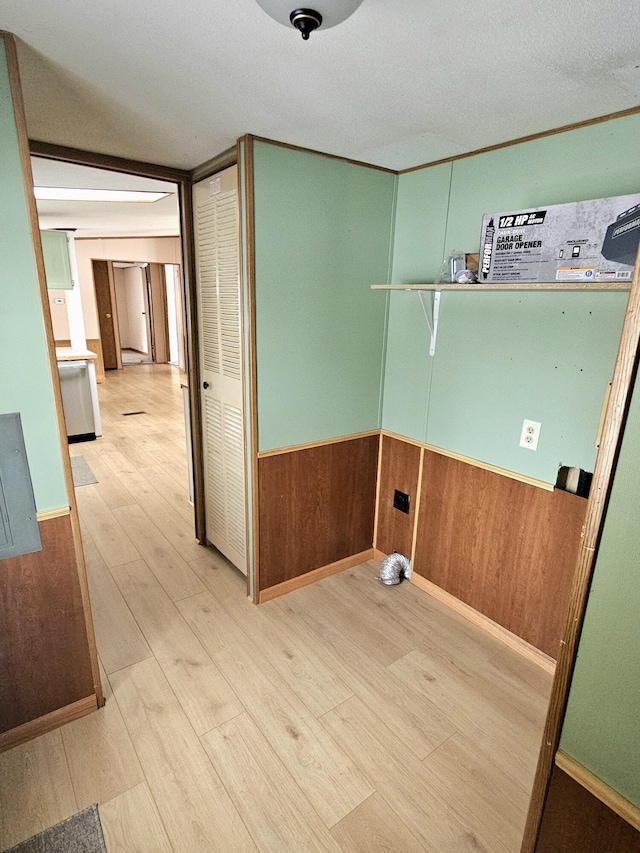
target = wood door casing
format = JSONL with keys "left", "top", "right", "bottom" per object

{"left": 92, "top": 259, "right": 119, "bottom": 369}
{"left": 148, "top": 263, "right": 170, "bottom": 364}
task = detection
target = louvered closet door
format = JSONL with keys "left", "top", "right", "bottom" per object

{"left": 193, "top": 165, "right": 246, "bottom": 574}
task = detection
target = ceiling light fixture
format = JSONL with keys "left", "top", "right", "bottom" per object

{"left": 256, "top": 0, "right": 364, "bottom": 40}
{"left": 33, "top": 187, "right": 171, "bottom": 203}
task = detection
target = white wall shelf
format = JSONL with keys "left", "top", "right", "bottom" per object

{"left": 372, "top": 281, "right": 631, "bottom": 291}
{"left": 373, "top": 279, "right": 631, "bottom": 356}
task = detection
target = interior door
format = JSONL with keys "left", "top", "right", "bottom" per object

{"left": 92, "top": 259, "right": 119, "bottom": 369}
{"left": 193, "top": 165, "right": 247, "bottom": 574}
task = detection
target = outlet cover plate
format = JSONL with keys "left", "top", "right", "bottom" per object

{"left": 520, "top": 419, "right": 542, "bottom": 451}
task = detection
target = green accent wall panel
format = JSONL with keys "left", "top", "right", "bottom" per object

{"left": 381, "top": 165, "right": 452, "bottom": 441}
{"left": 253, "top": 141, "right": 395, "bottom": 451}
{"left": 390, "top": 162, "right": 452, "bottom": 283}
{"left": 560, "top": 372, "right": 640, "bottom": 807}
{"left": 0, "top": 41, "right": 68, "bottom": 512}
{"left": 425, "top": 290, "right": 626, "bottom": 482}
{"left": 383, "top": 113, "right": 640, "bottom": 480}
{"left": 380, "top": 290, "right": 434, "bottom": 441}
{"left": 446, "top": 113, "right": 640, "bottom": 255}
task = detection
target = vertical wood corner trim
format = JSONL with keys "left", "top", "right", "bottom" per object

{"left": 240, "top": 134, "right": 260, "bottom": 603}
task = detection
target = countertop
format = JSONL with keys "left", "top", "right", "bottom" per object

{"left": 55, "top": 346, "right": 98, "bottom": 362}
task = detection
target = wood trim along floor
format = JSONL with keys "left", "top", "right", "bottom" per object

{"left": 381, "top": 430, "right": 555, "bottom": 491}
{"left": 410, "top": 573, "right": 556, "bottom": 675}
{"left": 555, "top": 751, "right": 640, "bottom": 833}
{"left": 259, "top": 549, "right": 375, "bottom": 603}
{"left": 0, "top": 695, "right": 97, "bottom": 755}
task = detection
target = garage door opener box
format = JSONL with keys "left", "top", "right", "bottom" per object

{"left": 479, "top": 193, "right": 640, "bottom": 283}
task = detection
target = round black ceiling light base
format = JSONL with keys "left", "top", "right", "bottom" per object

{"left": 290, "top": 8, "right": 323, "bottom": 39}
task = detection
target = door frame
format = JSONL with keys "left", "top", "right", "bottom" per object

{"left": 30, "top": 140, "right": 207, "bottom": 544}
{"left": 92, "top": 258, "right": 122, "bottom": 370}
{"left": 189, "top": 144, "right": 256, "bottom": 600}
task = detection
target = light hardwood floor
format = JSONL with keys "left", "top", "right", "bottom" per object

{"left": 0, "top": 364, "right": 552, "bottom": 852}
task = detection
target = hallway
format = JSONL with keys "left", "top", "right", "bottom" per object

{"left": 0, "top": 365, "right": 552, "bottom": 852}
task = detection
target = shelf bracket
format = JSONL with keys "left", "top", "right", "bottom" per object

{"left": 416, "top": 290, "right": 441, "bottom": 356}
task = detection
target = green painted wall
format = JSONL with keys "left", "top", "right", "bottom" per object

{"left": 252, "top": 141, "right": 395, "bottom": 451}
{"left": 0, "top": 41, "right": 68, "bottom": 512}
{"left": 560, "top": 372, "right": 640, "bottom": 807}
{"left": 383, "top": 115, "right": 640, "bottom": 482}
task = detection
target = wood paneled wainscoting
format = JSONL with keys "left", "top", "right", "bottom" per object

{"left": 535, "top": 759, "right": 640, "bottom": 852}
{"left": 375, "top": 433, "right": 587, "bottom": 661}
{"left": 258, "top": 433, "right": 379, "bottom": 600}
{"left": 0, "top": 513, "right": 97, "bottom": 751}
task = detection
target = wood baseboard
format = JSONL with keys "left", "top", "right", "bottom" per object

{"left": 555, "top": 751, "right": 640, "bottom": 832}
{"left": 373, "top": 548, "right": 387, "bottom": 562}
{"left": 0, "top": 694, "right": 97, "bottom": 753}
{"left": 259, "top": 549, "right": 374, "bottom": 603}
{"left": 410, "top": 573, "right": 555, "bottom": 674}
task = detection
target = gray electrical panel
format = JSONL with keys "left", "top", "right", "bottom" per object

{"left": 0, "top": 413, "right": 42, "bottom": 560}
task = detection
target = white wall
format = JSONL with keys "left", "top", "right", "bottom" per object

{"left": 48, "top": 236, "right": 181, "bottom": 339}
{"left": 48, "top": 290, "right": 70, "bottom": 338}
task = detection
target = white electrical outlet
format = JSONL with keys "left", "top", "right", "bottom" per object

{"left": 519, "top": 419, "right": 542, "bottom": 451}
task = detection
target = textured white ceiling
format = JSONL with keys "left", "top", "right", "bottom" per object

{"left": 32, "top": 158, "right": 179, "bottom": 237}
{"left": 3, "top": 0, "right": 640, "bottom": 171}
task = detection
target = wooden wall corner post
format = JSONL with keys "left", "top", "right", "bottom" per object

{"left": 3, "top": 31, "right": 104, "bottom": 708}
{"left": 520, "top": 246, "right": 640, "bottom": 853}
{"left": 372, "top": 431, "right": 384, "bottom": 551}
{"left": 240, "top": 134, "right": 260, "bottom": 604}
